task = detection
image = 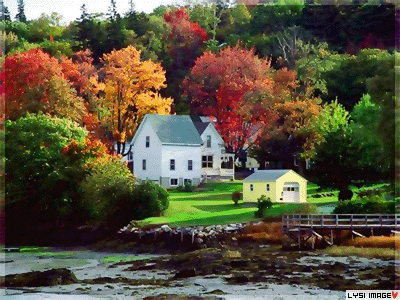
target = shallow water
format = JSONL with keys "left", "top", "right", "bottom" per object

{"left": 2, "top": 248, "right": 394, "bottom": 300}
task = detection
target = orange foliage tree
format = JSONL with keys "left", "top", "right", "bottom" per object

{"left": 1, "top": 48, "right": 87, "bottom": 121}
{"left": 97, "top": 45, "right": 173, "bottom": 155}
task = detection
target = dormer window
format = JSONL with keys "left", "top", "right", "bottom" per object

{"left": 146, "top": 136, "right": 150, "bottom": 148}
{"left": 206, "top": 135, "right": 211, "bottom": 148}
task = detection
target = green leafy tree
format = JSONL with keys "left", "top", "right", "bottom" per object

{"left": 321, "top": 49, "right": 393, "bottom": 111}
{"left": 310, "top": 96, "right": 391, "bottom": 201}
{"left": 5, "top": 113, "right": 87, "bottom": 230}
{"left": 366, "top": 51, "right": 398, "bottom": 188}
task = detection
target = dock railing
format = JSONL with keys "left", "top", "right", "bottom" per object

{"left": 282, "top": 214, "right": 400, "bottom": 230}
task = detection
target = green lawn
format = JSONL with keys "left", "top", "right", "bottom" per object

{"left": 142, "top": 181, "right": 391, "bottom": 227}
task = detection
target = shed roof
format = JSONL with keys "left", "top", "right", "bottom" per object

{"left": 147, "top": 114, "right": 203, "bottom": 145}
{"left": 243, "top": 169, "right": 305, "bottom": 182}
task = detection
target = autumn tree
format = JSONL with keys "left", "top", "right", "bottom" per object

{"left": 97, "top": 45, "right": 173, "bottom": 155}
{"left": 1, "top": 48, "right": 87, "bottom": 121}
{"left": 163, "top": 7, "right": 208, "bottom": 113}
{"left": 183, "top": 45, "right": 303, "bottom": 159}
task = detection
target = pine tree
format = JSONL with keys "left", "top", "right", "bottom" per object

{"left": 1, "top": 1, "right": 11, "bottom": 21}
{"left": 76, "top": 4, "right": 92, "bottom": 50}
{"left": 15, "top": 0, "right": 26, "bottom": 22}
{"left": 105, "top": 0, "right": 125, "bottom": 53}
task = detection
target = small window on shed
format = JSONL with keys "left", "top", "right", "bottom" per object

{"left": 266, "top": 184, "right": 270, "bottom": 191}
{"left": 250, "top": 184, "right": 253, "bottom": 192}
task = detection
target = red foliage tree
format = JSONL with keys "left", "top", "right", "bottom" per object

{"left": 182, "top": 45, "right": 300, "bottom": 158}
{"left": 2, "top": 48, "right": 86, "bottom": 121}
{"left": 163, "top": 8, "right": 208, "bottom": 70}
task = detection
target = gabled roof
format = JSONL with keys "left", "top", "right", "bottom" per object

{"left": 243, "top": 169, "right": 305, "bottom": 182}
{"left": 193, "top": 121, "right": 210, "bottom": 135}
{"left": 146, "top": 114, "right": 203, "bottom": 145}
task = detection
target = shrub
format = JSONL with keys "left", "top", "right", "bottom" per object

{"left": 132, "top": 180, "right": 169, "bottom": 220}
{"left": 255, "top": 195, "right": 272, "bottom": 218}
{"left": 82, "top": 157, "right": 169, "bottom": 227}
{"left": 231, "top": 191, "right": 242, "bottom": 205}
{"left": 81, "top": 156, "right": 136, "bottom": 226}
{"left": 334, "top": 193, "right": 394, "bottom": 214}
{"left": 184, "top": 181, "right": 193, "bottom": 192}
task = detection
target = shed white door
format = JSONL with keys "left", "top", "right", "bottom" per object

{"left": 282, "top": 182, "right": 300, "bottom": 202}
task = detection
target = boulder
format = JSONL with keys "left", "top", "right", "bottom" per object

{"left": 4, "top": 268, "right": 78, "bottom": 287}
{"left": 173, "top": 268, "right": 197, "bottom": 279}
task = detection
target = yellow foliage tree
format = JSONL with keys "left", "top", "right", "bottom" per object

{"left": 98, "top": 46, "right": 173, "bottom": 154}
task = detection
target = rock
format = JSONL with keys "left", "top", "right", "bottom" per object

{"left": 161, "top": 225, "right": 172, "bottom": 232}
{"left": 205, "top": 289, "right": 227, "bottom": 295}
{"left": 302, "top": 266, "right": 313, "bottom": 273}
{"left": 173, "top": 268, "right": 197, "bottom": 279}
{"left": 137, "top": 263, "right": 157, "bottom": 270}
{"left": 4, "top": 268, "right": 78, "bottom": 287}
{"left": 232, "top": 274, "right": 250, "bottom": 284}
{"left": 225, "top": 250, "right": 241, "bottom": 259}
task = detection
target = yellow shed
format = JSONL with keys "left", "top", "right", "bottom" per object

{"left": 243, "top": 169, "right": 307, "bottom": 203}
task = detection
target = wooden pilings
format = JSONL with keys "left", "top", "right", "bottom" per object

{"left": 282, "top": 214, "right": 399, "bottom": 250}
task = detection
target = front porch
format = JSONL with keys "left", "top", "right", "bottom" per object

{"left": 201, "top": 153, "right": 235, "bottom": 181}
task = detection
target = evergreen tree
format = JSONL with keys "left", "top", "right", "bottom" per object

{"left": 1, "top": 1, "right": 11, "bottom": 21}
{"left": 76, "top": 4, "right": 92, "bottom": 50}
{"left": 105, "top": 0, "right": 125, "bottom": 53}
{"left": 15, "top": 0, "right": 27, "bottom": 22}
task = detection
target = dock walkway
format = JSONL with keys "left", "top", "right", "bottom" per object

{"left": 282, "top": 214, "right": 399, "bottom": 249}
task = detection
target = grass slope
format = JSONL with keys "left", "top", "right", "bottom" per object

{"left": 142, "top": 181, "right": 391, "bottom": 227}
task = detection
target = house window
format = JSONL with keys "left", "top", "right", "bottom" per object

{"left": 146, "top": 136, "right": 150, "bottom": 148}
{"left": 206, "top": 135, "right": 211, "bottom": 148}
{"left": 170, "top": 159, "right": 175, "bottom": 170}
{"left": 266, "top": 184, "right": 270, "bottom": 191}
{"left": 142, "top": 159, "right": 146, "bottom": 170}
{"left": 250, "top": 184, "right": 253, "bottom": 192}
{"left": 184, "top": 179, "right": 192, "bottom": 185}
{"left": 188, "top": 160, "right": 193, "bottom": 171}
{"left": 202, "top": 155, "right": 213, "bottom": 168}
{"left": 170, "top": 178, "right": 178, "bottom": 186}
{"left": 128, "top": 152, "right": 133, "bottom": 160}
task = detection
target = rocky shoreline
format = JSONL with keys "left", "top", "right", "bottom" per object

{"left": 3, "top": 242, "right": 398, "bottom": 293}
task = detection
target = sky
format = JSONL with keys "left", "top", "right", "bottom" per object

{"left": 5, "top": 0, "right": 179, "bottom": 25}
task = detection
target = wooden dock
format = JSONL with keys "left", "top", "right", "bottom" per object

{"left": 282, "top": 214, "right": 400, "bottom": 249}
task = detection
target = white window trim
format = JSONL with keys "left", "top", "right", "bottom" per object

{"left": 170, "top": 178, "right": 178, "bottom": 186}
{"left": 146, "top": 136, "right": 150, "bottom": 148}
{"left": 170, "top": 159, "right": 175, "bottom": 171}
{"left": 188, "top": 160, "right": 193, "bottom": 171}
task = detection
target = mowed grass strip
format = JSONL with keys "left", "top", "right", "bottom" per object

{"left": 143, "top": 181, "right": 390, "bottom": 227}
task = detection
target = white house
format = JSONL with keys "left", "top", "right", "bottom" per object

{"left": 191, "top": 116, "right": 235, "bottom": 181}
{"left": 127, "top": 114, "right": 234, "bottom": 189}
